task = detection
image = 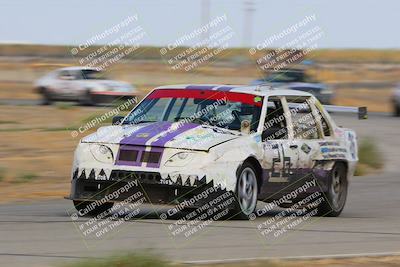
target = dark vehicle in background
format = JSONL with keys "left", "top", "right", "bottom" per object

{"left": 251, "top": 68, "right": 334, "bottom": 104}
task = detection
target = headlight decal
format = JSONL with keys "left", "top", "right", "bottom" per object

{"left": 89, "top": 144, "right": 114, "bottom": 164}
{"left": 164, "top": 151, "right": 196, "bottom": 167}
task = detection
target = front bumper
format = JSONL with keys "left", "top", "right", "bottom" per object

{"left": 67, "top": 169, "right": 222, "bottom": 207}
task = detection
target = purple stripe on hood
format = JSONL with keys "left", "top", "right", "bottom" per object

{"left": 150, "top": 122, "right": 199, "bottom": 147}
{"left": 119, "top": 121, "right": 172, "bottom": 146}
{"left": 146, "top": 123, "right": 199, "bottom": 168}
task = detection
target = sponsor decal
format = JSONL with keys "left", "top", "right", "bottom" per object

{"left": 321, "top": 147, "right": 347, "bottom": 153}
{"left": 136, "top": 133, "right": 149, "bottom": 138}
{"left": 319, "top": 141, "right": 347, "bottom": 159}
{"left": 318, "top": 141, "right": 340, "bottom": 146}
{"left": 347, "top": 131, "right": 357, "bottom": 160}
{"left": 254, "top": 96, "right": 262, "bottom": 103}
{"left": 301, "top": 143, "right": 312, "bottom": 154}
{"left": 253, "top": 134, "right": 262, "bottom": 143}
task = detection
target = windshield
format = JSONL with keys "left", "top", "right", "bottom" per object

{"left": 123, "top": 89, "right": 263, "bottom": 132}
{"left": 80, "top": 69, "right": 107, "bottom": 80}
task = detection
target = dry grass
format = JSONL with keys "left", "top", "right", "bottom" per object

{"left": 61, "top": 253, "right": 400, "bottom": 267}
{"left": 333, "top": 88, "right": 392, "bottom": 113}
{"left": 0, "top": 59, "right": 396, "bottom": 113}
{"left": 1, "top": 44, "right": 400, "bottom": 63}
{"left": 0, "top": 105, "right": 104, "bottom": 202}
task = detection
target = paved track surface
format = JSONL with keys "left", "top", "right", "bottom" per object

{"left": 1, "top": 113, "right": 400, "bottom": 267}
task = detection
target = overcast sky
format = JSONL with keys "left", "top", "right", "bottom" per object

{"left": 0, "top": 0, "right": 398, "bottom": 49}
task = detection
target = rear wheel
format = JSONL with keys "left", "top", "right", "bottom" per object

{"left": 40, "top": 87, "right": 52, "bottom": 105}
{"left": 233, "top": 162, "right": 258, "bottom": 219}
{"left": 73, "top": 200, "right": 114, "bottom": 216}
{"left": 317, "top": 163, "right": 348, "bottom": 217}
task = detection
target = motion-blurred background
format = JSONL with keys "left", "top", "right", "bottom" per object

{"left": 0, "top": 0, "right": 398, "bottom": 201}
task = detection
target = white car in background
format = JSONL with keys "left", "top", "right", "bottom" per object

{"left": 35, "top": 67, "right": 138, "bottom": 105}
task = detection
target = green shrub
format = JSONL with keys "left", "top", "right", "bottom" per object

{"left": 0, "top": 167, "right": 5, "bottom": 182}
{"left": 355, "top": 137, "right": 383, "bottom": 176}
{"left": 358, "top": 138, "right": 383, "bottom": 169}
{"left": 63, "top": 253, "right": 169, "bottom": 267}
{"left": 13, "top": 173, "right": 38, "bottom": 183}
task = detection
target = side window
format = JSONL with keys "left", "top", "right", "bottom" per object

{"left": 71, "top": 71, "right": 81, "bottom": 79}
{"left": 262, "top": 97, "right": 288, "bottom": 141}
{"left": 58, "top": 70, "right": 73, "bottom": 80}
{"left": 314, "top": 106, "right": 331, "bottom": 137}
{"left": 287, "top": 97, "right": 320, "bottom": 140}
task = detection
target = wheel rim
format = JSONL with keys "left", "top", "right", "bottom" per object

{"left": 238, "top": 167, "right": 258, "bottom": 215}
{"left": 330, "top": 167, "right": 347, "bottom": 211}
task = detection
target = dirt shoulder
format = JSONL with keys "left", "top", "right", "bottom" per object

{"left": 199, "top": 256, "right": 400, "bottom": 267}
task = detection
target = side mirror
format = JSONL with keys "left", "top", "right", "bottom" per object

{"left": 112, "top": 116, "right": 124, "bottom": 125}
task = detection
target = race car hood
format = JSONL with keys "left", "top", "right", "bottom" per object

{"left": 81, "top": 121, "right": 241, "bottom": 151}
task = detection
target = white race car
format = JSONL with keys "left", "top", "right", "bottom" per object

{"left": 67, "top": 84, "right": 366, "bottom": 219}
{"left": 35, "top": 67, "right": 138, "bottom": 105}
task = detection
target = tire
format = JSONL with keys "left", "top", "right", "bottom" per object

{"left": 80, "top": 90, "right": 94, "bottom": 106}
{"left": 73, "top": 200, "right": 114, "bottom": 216}
{"left": 316, "top": 162, "right": 348, "bottom": 217}
{"left": 232, "top": 162, "right": 259, "bottom": 219}
{"left": 40, "top": 87, "right": 52, "bottom": 105}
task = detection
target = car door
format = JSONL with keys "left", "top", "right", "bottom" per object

{"left": 260, "top": 96, "right": 299, "bottom": 185}
{"left": 54, "top": 70, "right": 75, "bottom": 99}
{"left": 284, "top": 96, "right": 325, "bottom": 181}
{"left": 68, "top": 70, "right": 85, "bottom": 99}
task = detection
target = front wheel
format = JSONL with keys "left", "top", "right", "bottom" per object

{"left": 80, "top": 90, "right": 95, "bottom": 106}
{"left": 232, "top": 162, "right": 258, "bottom": 219}
{"left": 73, "top": 200, "right": 114, "bottom": 216}
{"left": 317, "top": 163, "right": 348, "bottom": 217}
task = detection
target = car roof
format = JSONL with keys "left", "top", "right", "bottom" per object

{"left": 153, "top": 84, "right": 314, "bottom": 98}
{"left": 57, "top": 66, "right": 99, "bottom": 71}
